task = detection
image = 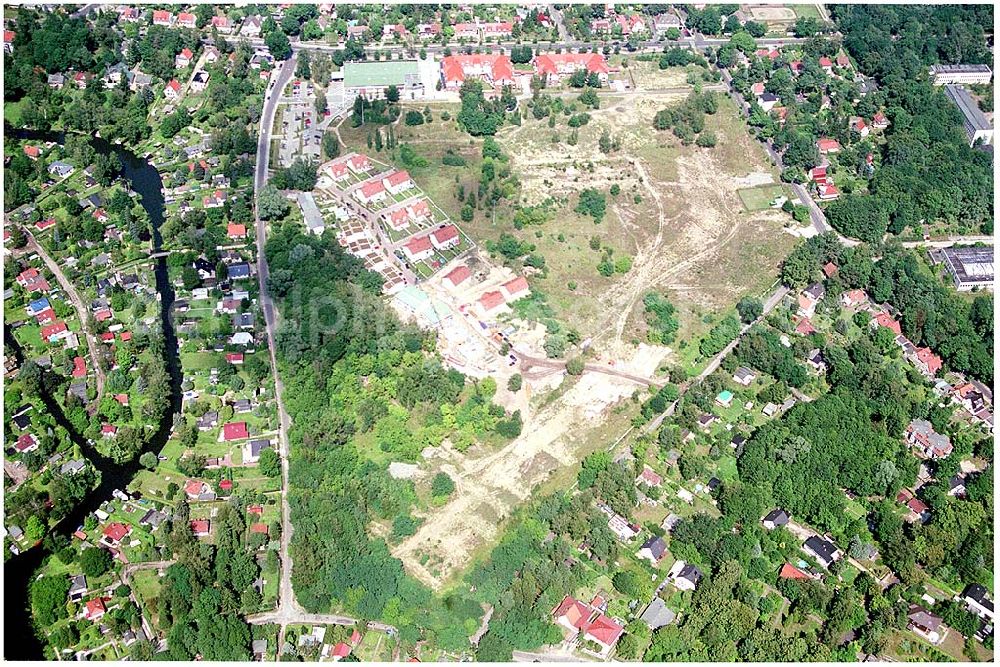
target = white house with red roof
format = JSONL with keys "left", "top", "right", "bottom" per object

{"left": 551, "top": 595, "right": 624, "bottom": 655}
{"left": 4, "top": 29, "right": 15, "bottom": 53}
{"left": 912, "top": 347, "right": 943, "bottom": 377}
{"left": 41, "top": 321, "right": 69, "bottom": 343}
{"left": 190, "top": 519, "right": 211, "bottom": 537}
{"left": 430, "top": 224, "right": 460, "bottom": 251}
{"left": 35, "top": 217, "right": 57, "bottom": 232}
{"left": 119, "top": 7, "right": 140, "bottom": 22}
{"left": 481, "top": 21, "right": 513, "bottom": 38}
{"left": 534, "top": 52, "right": 610, "bottom": 84}
{"left": 402, "top": 235, "right": 435, "bottom": 262}
{"left": 324, "top": 159, "right": 350, "bottom": 182}
{"left": 501, "top": 276, "right": 529, "bottom": 301}
{"left": 102, "top": 424, "right": 118, "bottom": 438}
{"left": 227, "top": 223, "right": 247, "bottom": 239}
{"left": 440, "top": 54, "right": 515, "bottom": 90}
{"left": 212, "top": 15, "right": 232, "bottom": 32}
{"left": 101, "top": 522, "right": 132, "bottom": 547}
{"left": 872, "top": 111, "right": 890, "bottom": 130}
{"left": 478, "top": 290, "right": 507, "bottom": 317}
{"left": 72, "top": 356, "right": 87, "bottom": 378}
{"left": 175, "top": 47, "right": 194, "bottom": 68}
{"left": 817, "top": 137, "right": 841, "bottom": 154}
{"left": 840, "top": 289, "right": 868, "bottom": 308}
{"left": 849, "top": 116, "right": 870, "bottom": 138}
{"left": 164, "top": 79, "right": 182, "bottom": 100}
{"left": 354, "top": 179, "right": 386, "bottom": 205}
{"left": 817, "top": 183, "right": 840, "bottom": 201}
{"left": 152, "top": 10, "right": 174, "bottom": 26}
{"left": 176, "top": 12, "right": 196, "bottom": 28}
{"left": 346, "top": 153, "right": 372, "bottom": 174}
{"left": 384, "top": 207, "right": 412, "bottom": 231}
{"left": 82, "top": 597, "right": 108, "bottom": 621}
{"left": 23, "top": 144, "right": 40, "bottom": 160}
{"left": 382, "top": 170, "right": 414, "bottom": 195}
{"left": 407, "top": 199, "right": 432, "bottom": 221}
{"left": 818, "top": 56, "right": 834, "bottom": 74}
{"left": 184, "top": 479, "right": 211, "bottom": 499}
{"left": 443, "top": 265, "right": 471, "bottom": 289}
{"left": 452, "top": 22, "right": 481, "bottom": 39}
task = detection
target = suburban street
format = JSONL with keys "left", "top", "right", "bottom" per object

{"left": 22, "top": 228, "right": 107, "bottom": 402}
{"left": 252, "top": 53, "right": 303, "bottom": 649}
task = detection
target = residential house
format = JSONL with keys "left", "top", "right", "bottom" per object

{"left": 667, "top": 560, "right": 703, "bottom": 591}
{"left": 197, "top": 411, "right": 219, "bottom": 431}
{"left": 733, "top": 367, "right": 756, "bottom": 386}
{"left": 175, "top": 48, "right": 194, "bottom": 68}
{"left": 817, "top": 137, "right": 841, "bottom": 154}
{"left": 430, "top": 224, "right": 460, "bottom": 251}
{"left": 636, "top": 466, "right": 662, "bottom": 488}
{"left": 806, "top": 348, "right": 827, "bottom": 373}
{"left": 963, "top": 584, "right": 994, "bottom": 621}
{"left": 779, "top": 563, "right": 813, "bottom": 580}
{"left": 478, "top": 290, "right": 507, "bottom": 317}
{"left": 402, "top": 235, "right": 434, "bottom": 263}
{"left": 802, "top": 535, "right": 840, "bottom": 569}
{"left": 101, "top": 522, "right": 132, "bottom": 547}
{"left": 222, "top": 422, "right": 249, "bottom": 442}
{"left": 639, "top": 598, "right": 676, "bottom": 630}
{"left": 190, "top": 519, "right": 211, "bottom": 537}
{"left": 191, "top": 70, "right": 209, "bottom": 93}
{"left": 440, "top": 54, "right": 515, "bottom": 90}
{"left": 152, "top": 10, "right": 174, "bottom": 26}
{"left": 906, "top": 419, "right": 952, "bottom": 458}
{"left": 502, "top": 276, "right": 529, "bottom": 301}
{"left": 637, "top": 535, "right": 667, "bottom": 564}
{"left": 82, "top": 597, "right": 108, "bottom": 621}
{"left": 354, "top": 179, "right": 386, "bottom": 205}
{"left": 69, "top": 574, "right": 89, "bottom": 602}
{"left": 382, "top": 170, "right": 414, "bottom": 195}
{"left": 841, "top": 289, "right": 867, "bottom": 308}
{"left": 443, "top": 265, "right": 471, "bottom": 289}
{"left": 48, "top": 161, "right": 75, "bottom": 178}
{"left": 849, "top": 115, "right": 870, "bottom": 137}
{"left": 797, "top": 282, "right": 825, "bottom": 317}
{"left": 244, "top": 439, "right": 273, "bottom": 464}
{"left": 762, "top": 508, "right": 789, "bottom": 530}
{"left": 165, "top": 79, "right": 182, "bottom": 100}
{"left": 907, "top": 605, "right": 946, "bottom": 644}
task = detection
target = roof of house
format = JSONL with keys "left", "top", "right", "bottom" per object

{"left": 804, "top": 535, "right": 838, "bottom": 563}
{"left": 190, "top": 519, "right": 211, "bottom": 534}
{"left": 404, "top": 235, "right": 433, "bottom": 255}
{"left": 535, "top": 52, "right": 609, "bottom": 76}
{"left": 384, "top": 170, "right": 412, "bottom": 187}
{"left": 102, "top": 522, "right": 131, "bottom": 542}
{"left": 359, "top": 179, "right": 385, "bottom": 198}
{"left": 676, "top": 562, "right": 702, "bottom": 584}
{"left": 250, "top": 522, "right": 269, "bottom": 534}
{"left": 553, "top": 595, "right": 591, "bottom": 629}
{"left": 584, "top": 613, "right": 625, "bottom": 646}
{"left": 639, "top": 597, "right": 676, "bottom": 629}
{"left": 908, "top": 605, "right": 943, "bottom": 631}
{"left": 222, "top": 421, "right": 249, "bottom": 441}
{"left": 639, "top": 535, "right": 667, "bottom": 560}
{"left": 479, "top": 290, "right": 506, "bottom": 311}
{"left": 779, "top": 562, "right": 811, "bottom": 580}
{"left": 964, "top": 583, "right": 993, "bottom": 610}
{"left": 444, "top": 265, "right": 471, "bottom": 286}
{"left": 431, "top": 224, "right": 459, "bottom": 245}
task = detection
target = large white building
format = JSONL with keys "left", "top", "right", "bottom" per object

{"left": 929, "top": 63, "right": 993, "bottom": 86}
{"left": 943, "top": 84, "right": 993, "bottom": 146}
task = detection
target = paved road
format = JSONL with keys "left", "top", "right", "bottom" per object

{"left": 23, "top": 227, "right": 107, "bottom": 402}
{"left": 253, "top": 54, "right": 301, "bottom": 650}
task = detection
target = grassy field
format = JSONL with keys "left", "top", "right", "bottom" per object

{"left": 738, "top": 184, "right": 788, "bottom": 211}
{"left": 788, "top": 4, "right": 824, "bottom": 21}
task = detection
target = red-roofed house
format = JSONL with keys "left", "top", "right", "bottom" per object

{"left": 175, "top": 47, "right": 194, "bottom": 68}
{"left": 841, "top": 289, "right": 867, "bottom": 308}
{"left": 100, "top": 332, "right": 116, "bottom": 344}
{"left": 553, "top": 595, "right": 592, "bottom": 633}
{"left": 72, "top": 356, "right": 87, "bottom": 378}
{"left": 212, "top": 15, "right": 232, "bottom": 32}
{"left": 818, "top": 56, "right": 834, "bottom": 73}
{"left": 402, "top": 235, "right": 434, "bottom": 262}
{"left": 440, "top": 54, "right": 515, "bottom": 90}
{"left": 849, "top": 116, "right": 870, "bottom": 138}
{"left": 836, "top": 52, "right": 851, "bottom": 68}
{"left": 23, "top": 145, "right": 40, "bottom": 159}
{"left": 41, "top": 321, "right": 69, "bottom": 343}
{"left": 226, "top": 352, "right": 244, "bottom": 365}
{"left": 478, "top": 290, "right": 506, "bottom": 317}
{"left": 502, "top": 276, "right": 529, "bottom": 301}
{"left": 430, "top": 224, "right": 460, "bottom": 251}
{"left": 247, "top": 504, "right": 264, "bottom": 516}
{"left": 354, "top": 179, "right": 386, "bottom": 205}
{"left": 114, "top": 393, "right": 129, "bottom": 406}
{"left": 534, "top": 52, "right": 610, "bottom": 84}
{"left": 330, "top": 643, "right": 352, "bottom": 660}
{"left": 190, "top": 519, "right": 211, "bottom": 537}
{"left": 583, "top": 614, "right": 625, "bottom": 651}
{"left": 222, "top": 422, "right": 249, "bottom": 441}
{"left": 382, "top": 170, "right": 414, "bottom": 195}
{"left": 219, "top": 479, "right": 233, "bottom": 494}
{"left": 102, "top": 423, "right": 118, "bottom": 438}
{"left": 822, "top": 262, "right": 838, "bottom": 278}
{"left": 789, "top": 60, "right": 805, "bottom": 75}
{"left": 227, "top": 223, "right": 247, "bottom": 239}
{"left": 185, "top": 479, "right": 210, "bottom": 498}
{"left": 177, "top": 12, "right": 196, "bottom": 28}
{"left": 102, "top": 522, "right": 132, "bottom": 545}
{"left": 250, "top": 522, "right": 269, "bottom": 535}
{"left": 384, "top": 207, "right": 412, "bottom": 231}
{"left": 34, "top": 308, "right": 57, "bottom": 325}
{"left": 152, "top": 10, "right": 173, "bottom": 26}
{"left": 15, "top": 433, "right": 39, "bottom": 453}
{"left": 872, "top": 311, "right": 902, "bottom": 336}
{"left": 751, "top": 81, "right": 765, "bottom": 96}
{"left": 83, "top": 597, "right": 107, "bottom": 621}
{"left": 95, "top": 308, "right": 113, "bottom": 322}
{"left": 165, "top": 79, "right": 182, "bottom": 100}
{"left": 637, "top": 466, "right": 663, "bottom": 487}
{"left": 481, "top": 21, "right": 513, "bottom": 37}
{"left": 350, "top": 630, "right": 362, "bottom": 646}
{"left": 809, "top": 166, "right": 827, "bottom": 184}
{"left": 817, "top": 137, "right": 841, "bottom": 154}
{"left": 914, "top": 347, "right": 943, "bottom": 377}
{"left": 872, "top": 111, "right": 889, "bottom": 130}
{"left": 443, "top": 265, "right": 471, "bottom": 289}
{"left": 346, "top": 153, "right": 372, "bottom": 174}
{"left": 453, "top": 22, "right": 480, "bottom": 39}
{"left": 779, "top": 563, "right": 812, "bottom": 580}
{"left": 93, "top": 208, "right": 109, "bottom": 223}
{"left": 4, "top": 29, "right": 14, "bottom": 53}
{"left": 817, "top": 183, "right": 840, "bottom": 201}
{"left": 35, "top": 217, "right": 57, "bottom": 232}
{"left": 325, "top": 159, "right": 349, "bottom": 181}
{"left": 795, "top": 318, "right": 816, "bottom": 335}
{"left": 120, "top": 7, "right": 140, "bottom": 22}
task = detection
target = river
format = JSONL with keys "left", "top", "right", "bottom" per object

{"left": 4, "top": 126, "right": 182, "bottom": 660}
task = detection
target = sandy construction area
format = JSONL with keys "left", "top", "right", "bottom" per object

{"left": 392, "top": 366, "right": 644, "bottom": 589}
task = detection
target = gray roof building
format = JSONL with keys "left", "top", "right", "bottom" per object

{"left": 943, "top": 84, "right": 993, "bottom": 147}
{"left": 640, "top": 598, "right": 677, "bottom": 630}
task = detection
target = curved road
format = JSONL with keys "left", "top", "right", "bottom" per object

{"left": 22, "top": 227, "right": 107, "bottom": 401}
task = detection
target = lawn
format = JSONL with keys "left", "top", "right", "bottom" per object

{"left": 737, "top": 184, "right": 788, "bottom": 212}
{"left": 715, "top": 455, "right": 738, "bottom": 481}
{"left": 789, "top": 4, "right": 824, "bottom": 21}
{"left": 844, "top": 497, "right": 867, "bottom": 521}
